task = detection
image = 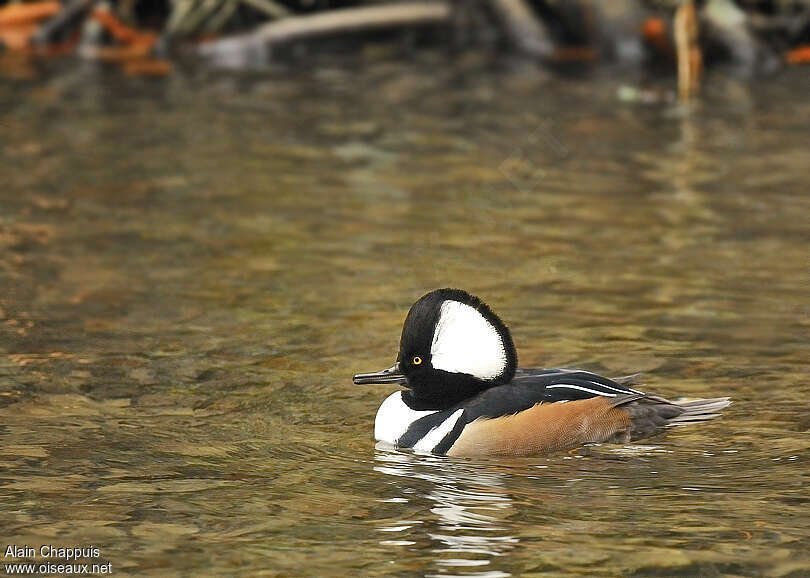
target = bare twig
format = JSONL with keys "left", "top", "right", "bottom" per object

{"left": 32, "top": 0, "right": 96, "bottom": 45}
{"left": 488, "top": 0, "right": 554, "bottom": 60}
{"left": 179, "top": 0, "right": 223, "bottom": 36}
{"left": 166, "top": 0, "right": 201, "bottom": 36}
{"left": 204, "top": 0, "right": 238, "bottom": 33}
{"left": 674, "top": 0, "right": 701, "bottom": 100}
{"left": 238, "top": 0, "right": 289, "bottom": 20}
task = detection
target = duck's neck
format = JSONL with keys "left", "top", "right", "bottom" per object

{"left": 402, "top": 372, "right": 495, "bottom": 411}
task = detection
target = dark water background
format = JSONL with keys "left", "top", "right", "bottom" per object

{"left": 1, "top": 55, "right": 809, "bottom": 576}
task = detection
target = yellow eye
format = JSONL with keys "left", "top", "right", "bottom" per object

{"left": 412, "top": 356, "right": 422, "bottom": 365}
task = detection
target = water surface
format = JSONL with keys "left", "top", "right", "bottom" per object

{"left": 1, "top": 56, "right": 809, "bottom": 576}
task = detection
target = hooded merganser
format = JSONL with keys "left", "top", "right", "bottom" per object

{"left": 354, "top": 288, "right": 731, "bottom": 457}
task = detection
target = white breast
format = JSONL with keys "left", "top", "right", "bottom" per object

{"left": 374, "top": 391, "right": 436, "bottom": 444}
{"left": 374, "top": 392, "right": 467, "bottom": 454}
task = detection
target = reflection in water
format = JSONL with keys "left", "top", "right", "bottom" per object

{"left": 375, "top": 446, "right": 517, "bottom": 577}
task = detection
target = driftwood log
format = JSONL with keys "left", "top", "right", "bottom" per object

{"left": 198, "top": 2, "right": 452, "bottom": 68}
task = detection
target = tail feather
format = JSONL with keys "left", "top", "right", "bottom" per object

{"left": 620, "top": 395, "right": 731, "bottom": 441}
{"left": 665, "top": 397, "right": 731, "bottom": 426}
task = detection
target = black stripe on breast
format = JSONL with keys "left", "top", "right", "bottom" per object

{"left": 397, "top": 410, "right": 457, "bottom": 449}
{"left": 432, "top": 418, "right": 468, "bottom": 454}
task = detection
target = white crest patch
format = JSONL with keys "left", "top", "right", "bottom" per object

{"left": 430, "top": 300, "right": 507, "bottom": 380}
{"left": 375, "top": 391, "right": 436, "bottom": 444}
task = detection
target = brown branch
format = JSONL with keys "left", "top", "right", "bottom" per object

{"left": 674, "top": 0, "right": 701, "bottom": 100}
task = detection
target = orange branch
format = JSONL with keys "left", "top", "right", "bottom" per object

{"left": 91, "top": 8, "right": 156, "bottom": 47}
{"left": 786, "top": 45, "right": 810, "bottom": 64}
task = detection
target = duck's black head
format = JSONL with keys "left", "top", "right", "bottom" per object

{"left": 353, "top": 288, "right": 518, "bottom": 410}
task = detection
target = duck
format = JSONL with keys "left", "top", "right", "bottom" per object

{"left": 353, "top": 288, "right": 731, "bottom": 456}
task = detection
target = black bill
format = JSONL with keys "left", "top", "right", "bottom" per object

{"left": 353, "top": 362, "right": 407, "bottom": 385}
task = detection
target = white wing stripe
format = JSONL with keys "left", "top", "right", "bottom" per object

{"left": 546, "top": 384, "right": 617, "bottom": 398}
{"left": 583, "top": 380, "right": 642, "bottom": 395}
